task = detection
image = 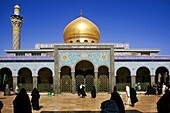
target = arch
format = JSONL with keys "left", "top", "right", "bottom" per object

{"left": 38, "top": 67, "right": 53, "bottom": 92}
{"left": 98, "top": 66, "right": 109, "bottom": 92}
{"left": 60, "top": 66, "right": 71, "bottom": 77}
{"left": 155, "top": 66, "right": 169, "bottom": 85}
{"left": 84, "top": 40, "right": 88, "bottom": 43}
{"left": 18, "top": 67, "right": 33, "bottom": 91}
{"left": 116, "top": 67, "right": 131, "bottom": 91}
{"left": 136, "top": 67, "right": 150, "bottom": 90}
{"left": 60, "top": 66, "right": 71, "bottom": 92}
{"left": 75, "top": 60, "right": 94, "bottom": 92}
{"left": 0, "top": 68, "right": 12, "bottom": 91}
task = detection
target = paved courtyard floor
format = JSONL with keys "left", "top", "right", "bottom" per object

{"left": 0, "top": 92, "right": 161, "bottom": 113}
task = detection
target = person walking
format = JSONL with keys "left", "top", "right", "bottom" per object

{"left": 125, "top": 85, "right": 130, "bottom": 105}
{"left": 31, "top": 88, "right": 40, "bottom": 110}
{"left": 91, "top": 86, "right": 96, "bottom": 98}
{"left": 130, "top": 87, "right": 138, "bottom": 107}
{"left": 110, "top": 86, "right": 125, "bottom": 113}
{"left": 81, "top": 85, "right": 87, "bottom": 98}
{"left": 13, "top": 88, "right": 32, "bottom": 113}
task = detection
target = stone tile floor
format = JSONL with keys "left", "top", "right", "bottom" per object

{"left": 0, "top": 92, "right": 161, "bottom": 113}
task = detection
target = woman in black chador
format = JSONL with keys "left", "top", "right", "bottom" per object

{"left": 110, "top": 86, "right": 125, "bottom": 113}
{"left": 31, "top": 88, "right": 40, "bottom": 110}
{"left": 157, "top": 86, "right": 170, "bottom": 113}
{"left": 91, "top": 86, "right": 96, "bottom": 98}
{"left": 13, "top": 88, "right": 32, "bottom": 113}
{"left": 130, "top": 87, "right": 138, "bottom": 107}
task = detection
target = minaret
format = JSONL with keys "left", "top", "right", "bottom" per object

{"left": 10, "top": 4, "right": 23, "bottom": 50}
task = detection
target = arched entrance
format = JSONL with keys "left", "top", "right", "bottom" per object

{"left": 0, "top": 68, "right": 12, "bottom": 91}
{"left": 136, "top": 67, "right": 150, "bottom": 90}
{"left": 98, "top": 66, "right": 109, "bottom": 92}
{"left": 155, "top": 67, "right": 169, "bottom": 86}
{"left": 60, "top": 66, "right": 71, "bottom": 92}
{"left": 38, "top": 67, "right": 53, "bottom": 92}
{"left": 18, "top": 68, "right": 33, "bottom": 91}
{"left": 116, "top": 67, "right": 131, "bottom": 91}
{"left": 75, "top": 60, "right": 94, "bottom": 92}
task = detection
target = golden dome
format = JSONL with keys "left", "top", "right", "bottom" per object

{"left": 63, "top": 16, "right": 100, "bottom": 43}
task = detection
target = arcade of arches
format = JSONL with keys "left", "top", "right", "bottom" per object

{"left": 0, "top": 65, "right": 169, "bottom": 93}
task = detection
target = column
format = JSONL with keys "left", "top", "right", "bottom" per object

{"left": 94, "top": 71, "right": 98, "bottom": 93}
{"left": 131, "top": 75, "right": 136, "bottom": 88}
{"left": 109, "top": 72, "right": 112, "bottom": 93}
{"left": 33, "top": 76, "right": 37, "bottom": 89}
{"left": 13, "top": 76, "right": 17, "bottom": 92}
{"left": 71, "top": 72, "right": 76, "bottom": 94}
{"left": 54, "top": 72, "right": 60, "bottom": 94}
{"left": 114, "top": 75, "right": 116, "bottom": 87}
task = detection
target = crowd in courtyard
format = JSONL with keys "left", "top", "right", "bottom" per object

{"left": 0, "top": 82, "right": 170, "bottom": 113}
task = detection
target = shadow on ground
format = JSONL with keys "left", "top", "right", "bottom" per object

{"left": 40, "top": 110, "right": 146, "bottom": 113}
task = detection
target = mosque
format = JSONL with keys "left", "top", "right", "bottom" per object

{"left": 0, "top": 4, "right": 170, "bottom": 94}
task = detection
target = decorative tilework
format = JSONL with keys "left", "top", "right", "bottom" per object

{"left": 58, "top": 50, "right": 110, "bottom": 70}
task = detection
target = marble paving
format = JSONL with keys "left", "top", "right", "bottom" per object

{"left": 0, "top": 92, "right": 161, "bottom": 113}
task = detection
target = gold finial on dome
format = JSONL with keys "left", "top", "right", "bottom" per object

{"left": 80, "top": 9, "right": 82, "bottom": 17}
{"left": 63, "top": 14, "right": 100, "bottom": 43}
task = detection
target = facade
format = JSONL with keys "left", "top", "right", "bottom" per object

{"left": 0, "top": 5, "right": 170, "bottom": 94}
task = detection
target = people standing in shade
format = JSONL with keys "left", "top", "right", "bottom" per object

{"left": 13, "top": 88, "right": 32, "bottom": 113}
{"left": 157, "top": 82, "right": 162, "bottom": 95}
{"left": 4, "top": 84, "right": 10, "bottom": 96}
{"left": 125, "top": 85, "right": 130, "bottom": 105}
{"left": 80, "top": 84, "right": 87, "bottom": 98}
{"left": 110, "top": 86, "right": 125, "bottom": 113}
{"left": 157, "top": 86, "right": 170, "bottom": 113}
{"left": 130, "top": 87, "right": 138, "bottom": 107}
{"left": 14, "top": 85, "right": 19, "bottom": 95}
{"left": 145, "top": 84, "right": 156, "bottom": 95}
{"left": 91, "top": 86, "right": 96, "bottom": 98}
{"left": 137, "top": 82, "right": 141, "bottom": 91}
{"left": 162, "top": 83, "right": 166, "bottom": 95}
{"left": 31, "top": 88, "right": 40, "bottom": 110}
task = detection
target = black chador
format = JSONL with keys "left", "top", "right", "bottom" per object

{"left": 13, "top": 88, "right": 32, "bottom": 113}
{"left": 91, "top": 86, "right": 96, "bottom": 98}
{"left": 31, "top": 88, "right": 40, "bottom": 110}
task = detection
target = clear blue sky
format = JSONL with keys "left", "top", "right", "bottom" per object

{"left": 1, "top": 0, "right": 170, "bottom": 56}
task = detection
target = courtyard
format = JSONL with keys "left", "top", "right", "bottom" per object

{"left": 0, "top": 91, "right": 161, "bottom": 113}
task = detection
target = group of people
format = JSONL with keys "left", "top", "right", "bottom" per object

{"left": 1, "top": 83, "right": 170, "bottom": 113}
{"left": 146, "top": 82, "right": 168, "bottom": 95}
{"left": 100, "top": 85, "right": 138, "bottom": 113}
{"left": 77, "top": 84, "right": 96, "bottom": 98}
{"left": 13, "top": 88, "right": 40, "bottom": 113}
